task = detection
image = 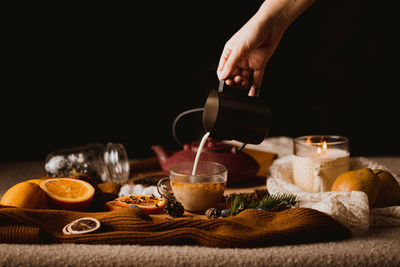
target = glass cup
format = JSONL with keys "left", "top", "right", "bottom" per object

{"left": 292, "top": 135, "right": 350, "bottom": 192}
{"left": 157, "top": 161, "right": 227, "bottom": 213}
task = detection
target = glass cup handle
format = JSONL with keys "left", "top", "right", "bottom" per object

{"left": 157, "top": 177, "right": 174, "bottom": 200}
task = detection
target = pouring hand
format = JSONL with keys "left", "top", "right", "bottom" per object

{"left": 217, "top": 0, "right": 315, "bottom": 96}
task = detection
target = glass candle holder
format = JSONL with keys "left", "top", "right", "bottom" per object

{"left": 292, "top": 135, "right": 349, "bottom": 193}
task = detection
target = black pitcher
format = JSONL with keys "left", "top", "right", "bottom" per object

{"left": 203, "top": 80, "right": 271, "bottom": 145}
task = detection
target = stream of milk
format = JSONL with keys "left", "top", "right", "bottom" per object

{"left": 192, "top": 132, "right": 210, "bottom": 175}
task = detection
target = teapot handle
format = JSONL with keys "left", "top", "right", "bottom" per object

{"left": 172, "top": 106, "right": 247, "bottom": 151}
{"left": 172, "top": 107, "right": 204, "bottom": 147}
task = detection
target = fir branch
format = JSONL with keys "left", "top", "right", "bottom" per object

{"left": 256, "top": 193, "right": 298, "bottom": 211}
{"left": 230, "top": 194, "right": 250, "bottom": 216}
{"left": 230, "top": 193, "right": 298, "bottom": 216}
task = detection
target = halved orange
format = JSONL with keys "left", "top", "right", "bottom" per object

{"left": 105, "top": 195, "right": 165, "bottom": 214}
{"left": 40, "top": 178, "right": 95, "bottom": 211}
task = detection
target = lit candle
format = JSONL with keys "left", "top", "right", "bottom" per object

{"left": 292, "top": 136, "right": 350, "bottom": 193}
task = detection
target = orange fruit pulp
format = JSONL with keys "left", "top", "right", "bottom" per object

{"left": 40, "top": 178, "right": 95, "bottom": 211}
{"left": 106, "top": 195, "right": 166, "bottom": 214}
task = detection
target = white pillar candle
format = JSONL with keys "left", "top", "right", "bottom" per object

{"left": 292, "top": 136, "right": 350, "bottom": 193}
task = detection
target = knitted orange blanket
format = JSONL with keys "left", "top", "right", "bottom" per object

{"left": 0, "top": 205, "right": 349, "bottom": 247}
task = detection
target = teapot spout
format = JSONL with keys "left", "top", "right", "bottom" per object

{"left": 151, "top": 145, "right": 171, "bottom": 167}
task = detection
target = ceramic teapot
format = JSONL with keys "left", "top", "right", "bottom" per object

{"left": 151, "top": 138, "right": 259, "bottom": 185}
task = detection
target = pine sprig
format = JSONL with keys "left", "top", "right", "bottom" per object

{"left": 230, "top": 193, "right": 298, "bottom": 216}
{"left": 256, "top": 193, "right": 298, "bottom": 211}
{"left": 230, "top": 194, "right": 250, "bottom": 216}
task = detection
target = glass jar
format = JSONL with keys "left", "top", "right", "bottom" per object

{"left": 44, "top": 143, "right": 130, "bottom": 183}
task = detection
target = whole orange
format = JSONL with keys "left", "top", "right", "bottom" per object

{"left": 0, "top": 181, "right": 48, "bottom": 209}
{"left": 331, "top": 168, "right": 381, "bottom": 207}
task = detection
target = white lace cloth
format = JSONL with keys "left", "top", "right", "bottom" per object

{"left": 261, "top": 137, "right": 400, "bottom": 236}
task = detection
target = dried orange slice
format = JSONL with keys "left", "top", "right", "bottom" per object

{"left": 40, "top": 178, "right": 95, "bottom": 211}
{"left": 105, "top": 195, "right": 165, "bottom": 214}
{"left": 62, "top": 217, "right": 101, "bottom": 235}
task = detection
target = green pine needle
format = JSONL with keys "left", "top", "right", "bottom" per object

{"left": 229, "top": 193, "right": 298, "bottom": 216}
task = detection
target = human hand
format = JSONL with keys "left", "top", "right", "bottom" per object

{"left": 217, "top": 0, "right": 315, "bottom": 96}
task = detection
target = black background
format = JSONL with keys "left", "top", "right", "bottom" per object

{"left": 1, "top": 0, "right": 399, "bottom": 162}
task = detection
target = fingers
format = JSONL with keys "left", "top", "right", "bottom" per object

{"left": 225, "top": 74, "right": 249, "bottom": 88}
{"left": 248, "top": 85, "right": 258, "bottom": 97}
{"left": 222, "top": 66, "right": 251, "bottom": 88}
{"left": 234, "top": 76, "right": 250, "bottom": 88}
{"left": 248, "top": 69, "right": 264, "bottom": 96}
{"left": 252, "top": 69, "right": 264, "bottom": 90}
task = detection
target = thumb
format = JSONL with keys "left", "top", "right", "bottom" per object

{"left": 217, "top": 47, "right": 241, "bottom": 80}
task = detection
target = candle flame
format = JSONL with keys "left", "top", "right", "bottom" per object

{"left": 306, "top": 137, "right": 312, "bottom": 144}
{"left": 317, "top": 141, "right": 328, "bottom": 155}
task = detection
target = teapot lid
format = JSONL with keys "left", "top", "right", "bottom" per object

{"left": 190, "top": 138, "right": 233, "bottom": 152}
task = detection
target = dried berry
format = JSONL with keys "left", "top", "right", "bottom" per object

{"left": 205, "top": 208, "right": 221, "bottom": 219}
{"left": 221, "top": 209, "right": 231, "bottom": 217}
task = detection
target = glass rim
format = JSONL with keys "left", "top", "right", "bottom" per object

{"left": 294, "top": 135, "right": 349, "bottom": 146}
{"left": 169, "top": 161, "right": 227, "bottom": 177}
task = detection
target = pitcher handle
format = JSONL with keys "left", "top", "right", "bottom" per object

{"left": 218, "top": 73, "right": 259, "bottom": 97}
